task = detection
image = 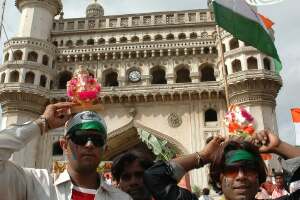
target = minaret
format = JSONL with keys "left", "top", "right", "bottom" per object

{"left": 0, "top": 0, "right": 62, "bottom": 168}
{"left": 216, "top": 31, "right": 282, "bottom": 169}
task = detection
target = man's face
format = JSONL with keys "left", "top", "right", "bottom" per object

{"left": 61, "top": 130, "right": 106, "bottom": 173}
{"left": 275, "top": 175, "right": 284, "bottom": 188}
{"left": 118, "top": 160, "right": 151, "bottom": 200}
{"left": 263, "top": 182, "right": 274, "bottom": 195}
{"left": 220, "top": 165, "right": 260, "bottom": 200}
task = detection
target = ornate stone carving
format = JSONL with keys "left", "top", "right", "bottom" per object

{"left": 168, "top": 113, "right": 182, "bottom": 128}
{"left": 128, "top": 107, "right": 137, "bottom": 117}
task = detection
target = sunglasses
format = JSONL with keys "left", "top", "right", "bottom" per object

{"left": 69, "top": 131, "right": 105, "bottom": 147}
{"left": 223, "top": 165, "right": 258, "bottom": 178}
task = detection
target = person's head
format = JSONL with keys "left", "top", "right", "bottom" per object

{"left": 202, "top": 188, "right": 210, "bottom": 195}
{"left": 209, "top": 140, "right": 267, "bottom": 200}
{"left": 261, "top": 181, "right": 274, "bottom": 195}
{"left": 274, "top": 172, "right": 284, "bottom": 189}
{"left": 111, "top": 152, "right": 154, "bottom": 200}
{"left": 60, "top": 111, "right": 107, "bottom": 174}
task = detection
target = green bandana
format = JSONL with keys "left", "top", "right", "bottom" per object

{"left": 225, "top": 149, "right": 257, "bottom": 165}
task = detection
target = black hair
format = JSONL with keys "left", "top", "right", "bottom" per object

{"left": 111, "top": 151, "right": 154, "bottom": 182}
{"left": 274, "top": 171, "right": 284, "bottom": 178}
{"left": 209, "top": 140, "right": 267, "bottom": 193}
{"left": 202, "top": 188, "right": 210, "bottom": 195}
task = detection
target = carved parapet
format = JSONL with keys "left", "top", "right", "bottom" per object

{"left": 226, "top": 71, "right": 282, "bottom": 106}
{"left": 50, "top": 82, "right": 225, "bottom": 104}
{"left": 0, "top": 83, "right": 49, "bottom": 114}
{"left": 4, "top": 37, "right": 57, "bottom": 55}
{"left": 0, "top": 62, "right": 56, "bottom": 76}
{"left": 57, "top": 39, "right": 216, "bottom": 57}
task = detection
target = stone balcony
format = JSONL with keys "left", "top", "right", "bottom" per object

{"left": 4, "top": 37, "right": 57, "bottom": 54}
{"left": 50, "top": 81, "right": 224, "bottom": 103}
{"left": 0, "top": 82, "right": 49, "bottom": 97}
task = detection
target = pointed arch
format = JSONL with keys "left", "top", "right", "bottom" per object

{"left": 154, "top": 34, "right": 163, "bottom": 41}
{"left": 150, "top": 66, "right": 167, "bottom": 84}
{"left": 166, "top": 33, "right": 175, "bottom": 40}
{"left": 42, "top": 55, "right": 49, "bottom": 66}
{"left": 247, "top": 57, "right": 258, "bottom": 70}
{"left": 190, "top": 32, "right": 197, "bottom": 39}
{"left": 104, "top": 121, "right": 188, "bottom": 159}
{"left": 25, "top": 71, "right": 35, "bottom": 84}
{"left": 4, "top": 53, "right": 9, "bottom": 62}
{"left": 109, "top": 37, "right": 117, "bottom": 44}
{"left": 229, "top": 38, "right": 239, "bottom": 50}
{"left": 9, "top": 71, "right": 19, "bottom": 82}
{"left": 205, "top": 109, "right": 218, "bottom": 122}
{"left": 175, "top": 65, "right": 191, "bottom": 83}
{"left": 131, "top": 36, "right": 140, "bottom": 43}
{"left": 27, "top": 51, "right": 38, "bottom": 62}
{"left": 87, "top": 39, "right": 95, "bottom": 45}
{"left": 232, "top": 59, "right": 242, "bottom": 73}
{"left": 58, "top": 71, "right": 73, "bottom": 89}
{"left": 119, "top": 37, "right": 128, "bottom": 43}
{"left": 98, "top": 38, "right": 106, "bottom": 45}
{"left": 13, "top": 50, "right": 23, "bottom": 61}
{"left": 40, "top": 75, "right": 47, "bottom": 87}
{"left": 263, "top": 57, "right": 271, "bottom": 70}
{"left": 1, "top": 73, "right": 6, "bottom": 83}
{"left": 66, "top": 40, "right": 73, "bottom": 47}
{"left": 178, "top": 33, "right": 186, "bottom": 40}
{"left": 200, "top": 64, "right": 216, "bottom": 82}
{"left": 103, "top": 69, "right": 119, "bottom": 87}
{"left": 76, "top": 39, "right": 84, "bottom": 46}
{"left": 143, "top": 35, "right": 151, "bottom": 42}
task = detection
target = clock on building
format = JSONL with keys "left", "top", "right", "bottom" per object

{"left": 128, "top": 70, "right": 141, "bottom": 82}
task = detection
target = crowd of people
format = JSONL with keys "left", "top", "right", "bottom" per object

{"left": 0, "top": 102, "right": 299, "bottom": 200}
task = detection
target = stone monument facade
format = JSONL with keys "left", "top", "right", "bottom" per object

{"left": 0, "top": 0, "right": 282, "bottom": 188}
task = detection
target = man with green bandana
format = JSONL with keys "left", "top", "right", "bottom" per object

{"left": 0, "top": 102, "right": 132, "bottom": 200}
{"left": 144, "top": 131, "right": 300, "bottom": 200}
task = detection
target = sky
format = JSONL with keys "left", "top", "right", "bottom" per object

{"left": 0, "top": 0, "right": 299, "bottom": 144}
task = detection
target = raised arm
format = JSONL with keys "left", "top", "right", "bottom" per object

{"left": 144, "top": 136, "right": 224, "bottom": 200}
{"left": 0, "top": 102, "right": 74, "bottom": 161}
{"left": 254, "top": 130, "right": 300, "bottom": 159}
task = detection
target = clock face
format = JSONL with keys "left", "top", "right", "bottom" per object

{"left": 128, "top": 70, "right": 141, "bottom": 82}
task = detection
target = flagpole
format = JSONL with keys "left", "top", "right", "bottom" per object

{"left": 216, "top": 25, "right": 230, "bottom": 109}
{"left": 0, "top": 0, "right": 6, "bottom": 41}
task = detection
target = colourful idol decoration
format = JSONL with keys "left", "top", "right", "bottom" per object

{"left": 224, "top": 105, "right": 272, "bottom": 160}
{"left": 67, "top": 66, "right": 101, "bottom": 108}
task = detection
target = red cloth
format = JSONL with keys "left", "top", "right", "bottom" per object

{"left": 71, "top": 189, "right": 95, "bottom": 200}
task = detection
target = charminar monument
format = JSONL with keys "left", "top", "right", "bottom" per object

{"left": 0, "top": 0, "right": 282, "bottom": 189}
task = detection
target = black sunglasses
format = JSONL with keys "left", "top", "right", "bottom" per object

{"left": 69, "top": 132, "right": 105, "bottom": 147}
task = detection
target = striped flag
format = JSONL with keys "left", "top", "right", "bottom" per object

{"left": 291, "top": 108, "right": 300, "bottom": 146}
{"left": 258, "top": 13, "right": 274, "bottom": 29}
{"left": 212, "top": 0, "right": 282, "bottom": 73}
{"left": 246, "top": 0, "right": 284, "bottom": 6}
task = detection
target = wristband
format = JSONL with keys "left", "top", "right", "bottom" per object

{"left": 195, "top": 152, "right": 205, "bottom": 169}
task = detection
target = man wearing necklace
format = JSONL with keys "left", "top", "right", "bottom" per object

{"left": 144, "top": 131, "right": 300, "bottom": 200}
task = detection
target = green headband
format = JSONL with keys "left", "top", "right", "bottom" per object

{"left": 225, "top": 149, "right": 257, "bottom": 165}
{"left": 66, "top": 111, "right": 107, "bottom": 139}
{"left": 68, "top": 121, "right": 107, "bottom": 136}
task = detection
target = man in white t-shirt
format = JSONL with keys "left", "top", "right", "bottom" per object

{"left": 0, "top": 102, "right": 132, "bottom": 200}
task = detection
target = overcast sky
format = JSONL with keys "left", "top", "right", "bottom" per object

{"left": 0, "top": 0, "right": 299, "bottom": 144}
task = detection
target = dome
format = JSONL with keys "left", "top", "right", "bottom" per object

{"left": 86, "top": 0, "right": 104, "bottom": 18}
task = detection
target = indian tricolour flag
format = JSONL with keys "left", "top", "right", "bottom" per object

{"left": 212, "top": 0, "right": 282, "bottom": 73}
{"left": 291, "top": 108, "right": 300, "bottom": 146}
